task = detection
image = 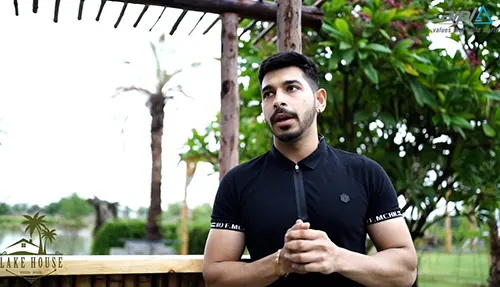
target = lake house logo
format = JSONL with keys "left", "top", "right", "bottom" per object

{"left": 0, "top": 212, "right": 63, "bottom": 284}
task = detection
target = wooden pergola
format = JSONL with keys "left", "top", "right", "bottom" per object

{"left": 13, "top": 0, "right": 326, "bottom": 177}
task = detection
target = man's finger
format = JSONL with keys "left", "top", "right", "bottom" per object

{"left": 284, "top": 239, "right": 316, "bottom": 253}
{"left": 284, "top": 248, "right": 321, "bottom": 264}
{"left": 287, "top": 220, "right": 310, "bottom": 233}
{"left": 286, "top": 229, "right": 322, "bottom": 241}
{"left": 291, "top": 262, "right": 329, "bottom": 274}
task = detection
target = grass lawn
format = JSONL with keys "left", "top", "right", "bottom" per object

{"left": 418, "top": 251, "right": 489, "bottom": 287}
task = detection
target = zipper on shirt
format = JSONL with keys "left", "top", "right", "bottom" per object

{"left": 293, "top": 164, "right": 308, "bottom": 221}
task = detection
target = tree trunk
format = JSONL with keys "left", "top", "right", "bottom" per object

{"left": 469, "top": 214, "right": 477, "bottom": 250}
{"left": 488, "top": 215, "right": 500, "bottom": 287}
{"left": 146, "top": 95, "right": 165, "bottom": 242}
{"left": 219, "top": 13, "right": 240, "bottom": 180}
{"left": 277, "top": 0, "right": 302, "bottom": 53}
{"left": 180, "top": 161, "right": 197, "bottom": 255}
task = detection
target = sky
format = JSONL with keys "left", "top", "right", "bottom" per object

{"left": 0, "top": 0, "right": 465, "bottom": 215}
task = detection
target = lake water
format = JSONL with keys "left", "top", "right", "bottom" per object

{"left": 0, "top": 226, "right": 93, "bottom": 255}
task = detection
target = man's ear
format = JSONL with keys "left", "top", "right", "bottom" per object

{"left": 315, "top": 88, "right": 327, "bottom": 113}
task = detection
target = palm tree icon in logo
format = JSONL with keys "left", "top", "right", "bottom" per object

{"left": 21, "top": 212, "right": 49, "bottom": 255}
{"left": 1, "top": 212, "right": 61, "bottom": 256}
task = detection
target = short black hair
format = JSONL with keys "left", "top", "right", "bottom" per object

{"left": 258, "top": 51, "right": 319, "bottom": 91}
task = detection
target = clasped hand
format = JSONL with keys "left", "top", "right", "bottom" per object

{"left": 279, "top": 219, "right": 340, "bottom": 275}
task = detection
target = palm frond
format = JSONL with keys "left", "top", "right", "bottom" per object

{"left": 113, "top": 86, "right": 154, "bottom": 98}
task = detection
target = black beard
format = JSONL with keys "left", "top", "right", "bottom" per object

{"left": 267, "top": 106, "right": 316, "bottom": 142}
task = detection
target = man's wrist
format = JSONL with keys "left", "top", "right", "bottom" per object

{"left": 274, "top": 249, "right": 289, "bottom": 277}
{"left": 334, "top": 246, "right": 351, "bottom": 274}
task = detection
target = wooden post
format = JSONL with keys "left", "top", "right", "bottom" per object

{"left": 219, "top": 13, "right": 240, "bottom": 180}
{"left": 277, "top": 0, "right": 302, "bottom": 53}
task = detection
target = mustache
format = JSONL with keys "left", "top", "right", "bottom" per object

{"left": 270, "top": 107, "right": 298, "bottom": 123}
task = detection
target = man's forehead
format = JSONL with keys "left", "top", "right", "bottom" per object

{"left": 261, "top": 66, "right": 305, "bottom": 86}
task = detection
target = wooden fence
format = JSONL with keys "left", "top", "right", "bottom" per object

{"left": 0, "top": 255, "right": 205, "bottom": 287}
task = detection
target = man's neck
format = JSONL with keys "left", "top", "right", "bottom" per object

{"left": 273, "top": 129, "right": 319, "bottom": 164}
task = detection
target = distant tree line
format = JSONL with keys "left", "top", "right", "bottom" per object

{"left": 0, "top": 193, "right": 93, "bottom": 219}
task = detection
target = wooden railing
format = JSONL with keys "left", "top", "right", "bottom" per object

{"left": 0, "top": 255, "right": 208, "bottom": 287}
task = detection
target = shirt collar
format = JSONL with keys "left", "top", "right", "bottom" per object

{"left": 270, "top": 134, "right": 328, "bottom": 170}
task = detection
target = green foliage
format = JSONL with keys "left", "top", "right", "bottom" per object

{"left": 0, "top": 203, "right": 10, "bottom": 215}
{"left": 90, "top": 219, "right": 210, "bottom": 255}
{"left": 58, "top": 193, "right": 93, "bottom": 223}
{"left": 181, "top": 0, "right": 500, "bottom": 243}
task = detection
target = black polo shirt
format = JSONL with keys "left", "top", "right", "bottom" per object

{"left": 210, "top": 136, "right": 402, "bottom": 287}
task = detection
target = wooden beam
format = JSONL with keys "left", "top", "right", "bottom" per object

{"left": 277, "top": 0, "right": 301, "bottom": 53}
{"left": 219, "top": 12, "right": 240, "bottom": 180}
{"left": 106, "top": 0, "right": 324, "bottom": 30}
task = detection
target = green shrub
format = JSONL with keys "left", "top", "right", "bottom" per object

{"left": 90, "top": 219, "right": 210, "bottom": 255}
{"left": 188, "top": 221, "right": 210, "bottom": 254}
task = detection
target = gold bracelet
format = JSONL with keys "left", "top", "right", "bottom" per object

{"left": 274, "top": 249, "right": 289, "bottom": 278}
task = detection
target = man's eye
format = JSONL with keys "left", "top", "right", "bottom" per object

{"left": 287, "top": 86, "right": 299, "bottom": 92}
{"left": 263, "top": 92, "right": 274, "bottom": 98}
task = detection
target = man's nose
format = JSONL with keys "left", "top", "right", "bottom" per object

{"left": 273, "top": 90, "right": 287, "bottom": 109}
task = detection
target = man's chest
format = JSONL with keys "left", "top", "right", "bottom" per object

{"left": 239, "top": 169, "right": 369, "bottom": 247}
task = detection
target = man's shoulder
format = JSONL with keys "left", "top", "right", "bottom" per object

{"left": 326, "top": 146, "right": 387, "bottom": 179}
{"left": 222, "top": 151, "right": 270, "bottom": 181}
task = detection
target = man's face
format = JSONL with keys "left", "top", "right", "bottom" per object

{"left": 260, "top": 66, "right": 317, "bottom": 142}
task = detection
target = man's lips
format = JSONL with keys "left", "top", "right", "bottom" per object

{"left": 273, "top": 113, "right": 295, "bottom": 123}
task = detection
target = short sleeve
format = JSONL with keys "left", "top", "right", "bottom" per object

{"left": 210, "top": 170, "right": 245, "bottom": 232}
{"left": 364, "top": 158, "right": 402, "bottom": 225}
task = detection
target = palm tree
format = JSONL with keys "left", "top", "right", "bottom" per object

{"left": 114, "top": 34, "right": 199, "bottom": 241}
{"left": 41, "top": 228, "right": 57, "bottom": 255}
{"left": 179, "top": 158, "right": 198, "bottom": 255}
{"left": 21, "top": 212, "right": 48, "bottom": 255}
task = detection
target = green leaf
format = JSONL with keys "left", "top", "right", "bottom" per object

{"left": 362, "top": 7, "right": 373, "bottom": 17}
{"left": 454, "top": 126, "right": 467, "bottom": 139}
{"left": 379, "top": 29, "right": 391, "bottom": 40}
{"left": 363, "top": 62, "right": 379, "bottom": 84}
{"left": 450, "top": 115, "right": 473, "bottom": 130}
{"left": 394, "top": 39, "right": 414, "bottom": 55}
{"left": 334, "top": 18, "right": 354, "bottom": 44}
{"left": 437, "top": 90, "right": 446, "bottom": 103}
{"left": 408, "top": 77, "right": 436, "bottom": 107}
{"left": 322, "top": 23, "right": 346, "bottom": 41}
{"left": 330, "top": 0, "right": 346, "bottom": 11}
{"left": 409, "top": 53, "right": 432, "bottom": 64}
{"left": 404, "top": 64, "right": 419, "bottom": 76}
{"left": 469, "top": 67, "right": 483, "bottom": 84}
{"left": 442, "top": 114, "right": 451, "bottom": 126}
{"left": 358, "top": 51, "right": 368, "bottom": 60}
{"left": 364, "top": 43, "right": 392, "bottom": 53}
{"left": 495, "top": 108, "right": 500, "bottom": 125}
{"left": 354, "top": 110, "right": 373, "bottom": 122}
{"left": 381, "top": 9, "right": 397, "bottom": 24}
{"left": 485, "top": 91, "right": 500, "bottom": 101}
{"left": 413, "top": 63, "right": 436, "bottom": 75}
{"left": 319, "top": 41, "right": 335, "bottom": 47}
{"left": 374, "top": 9, "right": 397, "bottom": 25}
{"left": 483, "top": 123, "right": 496, "bottom": 138}
{"left": 448, "top": 33, "right": 460, "bottom": 42}
{"left": 457, "top": 112, "right": 476, "bottom": 120}
{"left": 339, "top": 42, "right": 352, "bottom": 50}
{"left": 394, "top": 8, "right": 421, "bottom": 19}
{"left": 342, "top": 49, "right": 356, "bottom": 65}
{"left": 391, "top": 58, "right": 406, "bottom": 72}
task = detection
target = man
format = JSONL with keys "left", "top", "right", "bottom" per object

{"left": 202, "top": 51, "right": 418, "bottom": 287}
